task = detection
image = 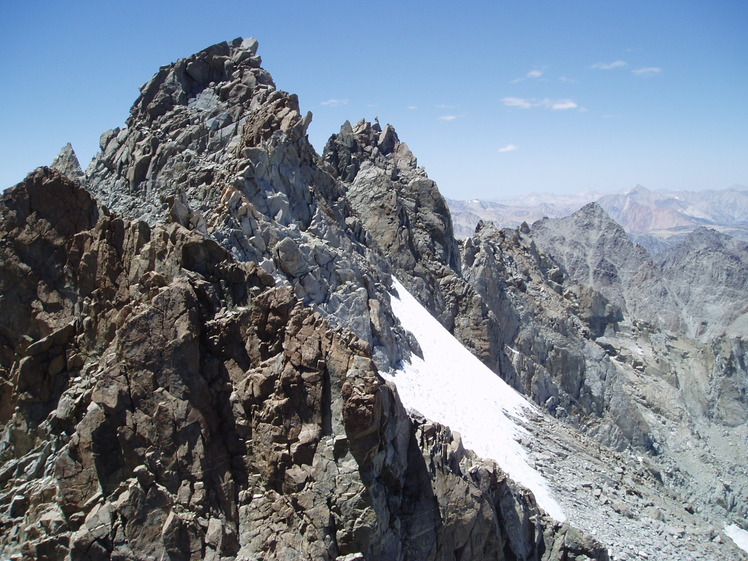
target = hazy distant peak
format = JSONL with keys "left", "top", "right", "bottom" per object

{"left": 565, "top": 201, "right": 624, "bottom": 231}
{"left": 678, "top": 226, "right": 747, "bottom": 252}
{"left": 687, "top": 225, "right": 727, "bottom": 243}
{"left": 576, "top": 201, "right": 609, "bottom": 216}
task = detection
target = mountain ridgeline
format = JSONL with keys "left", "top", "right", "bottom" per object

{"left": 449, "top": 185, "right": 748, "bottom": 253}
{"left": 1, "top": 38, "right": 746, "bottom": 560}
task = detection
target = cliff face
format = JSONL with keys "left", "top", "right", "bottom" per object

{"left": 530, "top": 203, "right": 680, "bottom": 332}
{"left": 655, "top": 227, "right": 748, "bottom": 340}
{"left": 2, "top": 36, "right": 747, "bottom": 561}
{"left": 0, "top": 40, "right": 609, "bottom": 561}
{"left": 322, "top": 120, "right": 509, "bottom": 377}
{"left": 460, "top": 218, "right": 748, "bottom": 534}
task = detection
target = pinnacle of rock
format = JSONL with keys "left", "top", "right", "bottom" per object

{"left": 86, "top": 37, "right": 312, "bottom": 226}
{"left": 50, "top": 142, "right": 84, "bottom": 182}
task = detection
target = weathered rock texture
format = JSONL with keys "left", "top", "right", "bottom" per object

{"left": 459, "top": 219, "right": 748, "bottom": 534}
{"left": 82, "top": 38, "right": 415, "bottom": 376}
{"left": 2, "top": 36, "right": 746, "bottom": 561}
{"left": 530, "top": 203, "right": 681, "bottom": 332}
{"left": 655, "top": 227, "right": 748, "bottom": 340}
{"left": 461, "top": 221, "right": 638, "bottom": 450}
{"left": 50, "top": 143, "right": 85, "bottom": 184}
{"left": 322, "top": 120, "right": 509, "bottom": 377}
{"left": 0, "top": 41, "right": 612, "bottom": 561}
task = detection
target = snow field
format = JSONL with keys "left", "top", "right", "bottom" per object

{"left": 382, "top": 277, "right": 566, "bottom": 522}
{"left": 725, "top": 524, "right": 748, "bottom": 555}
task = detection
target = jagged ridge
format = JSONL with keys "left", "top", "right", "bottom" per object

{"left": 0, "top": 40, "right": 614, "bottom": 561}
{"left": 1, "top": 36, "right": 746, "bottom": 561}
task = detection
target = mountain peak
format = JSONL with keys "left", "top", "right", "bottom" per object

{"left": 531, "top": 200, "right": 673, "bottom": 327}
{"left": 576, "top": 201, "right": 611, "bottom": 218}
{"left": 86, "top": 36, "right": 313, "bottom": 225}
{"left": 562, "top": 201, "right": 626, "bottom": 234}
{"left": 2, "top": 38, "right": 746, "bottom": 561}
{"left": 131, "top": 37, "right": 266, "bottom": 122}
{"left": 685, "top": 226, "right": 729, "bottom": 246}
{"left": 50, "top": 142, "right": 84, "bottom": 182}
{"left": 323, "top": 119, "right": 419, "bottom": 183}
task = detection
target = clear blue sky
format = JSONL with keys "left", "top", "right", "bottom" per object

{"left": 1, "top": 0, "right": 746, "bottom": 199}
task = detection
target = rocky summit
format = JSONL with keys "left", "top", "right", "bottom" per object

{"left": 0, "top": 38, "right": 746, "bottom": 561}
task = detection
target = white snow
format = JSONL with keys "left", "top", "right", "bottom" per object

{"left": 382, "top": 277, "right": 566, "bottom": 521}
{"left": 725, "top": 524, "right": 748, "bottom": 555}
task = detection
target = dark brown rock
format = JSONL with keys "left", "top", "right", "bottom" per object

{"left": 0, "top": 167, "right": 608, "bottom": 560}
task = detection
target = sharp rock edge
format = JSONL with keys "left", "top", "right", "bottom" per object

{"left": 0, "top": 37, "right": 745, "bottom": 561}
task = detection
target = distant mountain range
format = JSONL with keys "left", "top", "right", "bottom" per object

{"left": 449, "top": 185, "right": 748, "bottom": 253}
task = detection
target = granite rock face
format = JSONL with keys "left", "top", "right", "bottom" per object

{"left": 0, "top": 41, "right": 612, "bottom": 561}
{"left": 530, "top": 203, "right": 681, "bottom": 332}
{"left": 459, "top": 219, "right": 748, "bottom": 531}
{"left": 529, "top": 203, "right": 748, "bottom": 343}
{"left": 655, "top": 227, "right": 748, "bottom": 340}
{"left": 323, "top": 120, "right": 508, "bottom": 376}
{"left": 461, "top": 222, "right": 639, "bottom": 449}
{"left": 0, "top": 168, "right": 607, "bottom": 560}
{"left": 2, "top": 36, "right": 747, "bottom": 560}
{"left": 83, "top": 38, "right": 412, "bottom": 375}
{"left": 50, "top": 143, "right": 85, "bottom": 184}
{"left": 457, "top": 206, "right": 748, "bottom": 541}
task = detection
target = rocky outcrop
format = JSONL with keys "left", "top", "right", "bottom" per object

{"left": 529, "top": 203, "right": 748, "bottom": 345}
{"left": 322, "top": 120, "right": 508, "bottom": 376}
{"left": 51, "top": 143, "right": 85, "bottom": 184}
{"left": 461, "top": 221, "right": 649, "bottom": 452}
{"left": 3, "top": 36, "right": 746, "bottom": 561}
{"left": 0, "top": 41, "right": 611, "bottom": 560}
{"left": 322, "top": 120, "right": 460, "bottom": 311}
{"left": 85, "top": 37, "right": 307, "bottom": 226}
{"left": 81, "top": 37, "right": 415, "bottom": 375}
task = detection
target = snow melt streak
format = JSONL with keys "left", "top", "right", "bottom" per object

{"left": 383, "top": 277, "right": 566, "bottom": 521}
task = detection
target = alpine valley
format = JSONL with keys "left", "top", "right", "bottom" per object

{"left": 1, "top": 38, "right": 746, "bottom": 561}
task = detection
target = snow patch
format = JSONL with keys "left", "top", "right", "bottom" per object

{"left": 725, "top": 524, "right": 748, "bottom": 555}
{"left": 383, "top": 277, "right": 566, "bottom": 521}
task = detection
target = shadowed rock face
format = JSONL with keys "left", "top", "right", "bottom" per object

{"left": 529, "top": 203, "right": 748, "bottom": 343}
{"left": 82, "top": 38, "right": 411, "bottom": 375}
{"left": 655, "top": 227, "right": 748, "bottom": 340}
{"left": 0, "top": 169, "right": 603, "bottom": 561}
{"left": 460, "top": 222, "right": 642, "bottom": 449}
{"left": 321, "top": 120, "right": 511, "bottom": 378}
{"left": 0, "top": 39, "right": 609, "bottom": 560}
{"left": 322, "top": 119, "right": 460, "bottom": 274}
{"left": 3, "top": 35, "right": 746, "bottom": 561}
